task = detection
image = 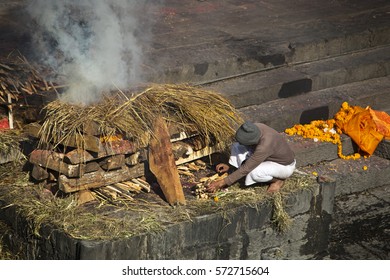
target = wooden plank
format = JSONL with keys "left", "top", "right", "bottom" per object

{"left": 175, "top": 145, "right": 217, "bottom": 165}
{"left": 148, "top": 116, "right": 186, "bottom": 205}
{"left": 99, "top": 154, "right": 125, "bottom": 171}
{"left": 29, "top": 149, "right": 85, "bottom": 178}
{"left": 58, "top": 163, "right": 145, "bottom": 193}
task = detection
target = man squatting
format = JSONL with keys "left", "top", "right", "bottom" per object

{"left": 206, "top": 121, "right": 296, "bottom": 193}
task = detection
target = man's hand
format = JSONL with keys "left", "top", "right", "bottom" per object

{"left": 206, "top": 179, "right": 227, "bottom": 193}
{"left": 215, "top": 163, "right": 229, "bottom": 174}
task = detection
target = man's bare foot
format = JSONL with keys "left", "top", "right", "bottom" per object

{"left": 267, "top": 179, "right": 284, "bottom": 193}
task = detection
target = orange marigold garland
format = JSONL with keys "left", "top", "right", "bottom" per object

{"left": 285, "top": 102, "right": 362, "bottom": 160}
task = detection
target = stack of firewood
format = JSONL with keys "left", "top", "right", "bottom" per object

{"left": 26, "top": 122, "right": 148, "bottom": 194}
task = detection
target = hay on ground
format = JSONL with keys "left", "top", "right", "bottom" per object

{"left": 0, "top": 129, "right": 26, "bottom": 162}
{"left": 0, "top": 161, "right": 317, "bottom": 240}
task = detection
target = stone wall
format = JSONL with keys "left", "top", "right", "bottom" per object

{"left": 1, "top": 177, "right": 338, "bottom": 260}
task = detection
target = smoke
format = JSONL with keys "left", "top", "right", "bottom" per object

{"left": 27, "top": 0, "right": 153, "bottom": 105}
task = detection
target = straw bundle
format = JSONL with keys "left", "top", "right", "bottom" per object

{"left": 38, "top": 84, "right": 243, "bottom": 151}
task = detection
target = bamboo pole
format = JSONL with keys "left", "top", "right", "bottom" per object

{"left": 7, "top": 93, "right": 13, "bottom": 129}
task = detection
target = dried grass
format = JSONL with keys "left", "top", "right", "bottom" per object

{"left": 0, "top": 161, "right": 317, "bottom": 241}
{"left": 271, "top": 192, "right": 292, "bottom": 233}
{"left": 0, "top": 162, "right": 164, "bottom": 240}
{"left": 183, "top": 171, "right": 317, "bottom": 233}
{"left": 0, "top": 53, "right": 55, "bottom": 103}
{"left": 0, "top": 129, "right": 26, "bottom": 162}
{"left": 38, "top": 84, "right": 243, "bottom": 151}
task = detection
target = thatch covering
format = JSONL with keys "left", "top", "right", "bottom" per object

{"left": 38, "top": 84, "right": 243, "bottom": 151}
{"left": 0, "top": 54, "right": 56, "bottom": 103}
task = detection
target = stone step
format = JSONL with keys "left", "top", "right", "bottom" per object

{"left": 2, "top": 150, "right": 388, "bottom": 260}
{"left": 300, "top": 155, "right": 390, "bottom": 197}
{"left": 286, "top": 135, "right": 355, "bottom": 168}
{"left": 204, "top": 45, "right": 390, "bottom": 109}
{"left": 238, "top": 75, "right": 390, "bottom": 132}
{"left": 144, "top": 1, "right": 390, "bottom": 83}
{"left": 1, "top": 1, "right": 390, "bottom": 85}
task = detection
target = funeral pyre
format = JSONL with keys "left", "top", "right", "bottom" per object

{"left": 25, "top": 84, "right": 243, "bottom": 205}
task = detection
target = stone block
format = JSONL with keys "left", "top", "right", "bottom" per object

{"left": 302, "top": 156, "right": 390, "bottom": 196}
{"left": 374, "top": 139, "right": 390, "bottom": 160}
{"left": 285, "top": 185, "right": 319, "bottom": 217}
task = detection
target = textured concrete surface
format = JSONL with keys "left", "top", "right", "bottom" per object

{"left": 1, "top": 0, "right": 390, "bottom": 84}
{"left": 239, "top": 76, "right": 390, "bottom": 132}
{"left": 0, "top": 0, "right": 389, "bottom": 259}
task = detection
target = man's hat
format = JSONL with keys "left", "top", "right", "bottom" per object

{"left": 235, "top": 121, "right": 261, "bottom": 145}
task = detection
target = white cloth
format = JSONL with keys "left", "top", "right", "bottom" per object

{"left": 229, "top": 142, "right": 296, "bottom": 186}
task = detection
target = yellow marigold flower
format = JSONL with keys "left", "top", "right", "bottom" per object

{"left": 312, "top": 171, "right": 318, "bottom": 176}
{"left": 363, "top": 166, "right": 368, "bottom": 171}
{"left": 341, "top": 102, "right": 349, "bottom": 110}
{"left": 214, "top": 196, "right": 219, "bottom": 202}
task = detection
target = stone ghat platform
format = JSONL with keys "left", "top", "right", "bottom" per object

{"left": 0, "top": 0, "right": 389, "bottom": 259}
{"left": 0, "top": 136, "right": 389, "bottom": 260}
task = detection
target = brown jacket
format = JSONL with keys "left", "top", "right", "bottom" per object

{"left": 224, "top": 123, "right": 295, "bottom": 186}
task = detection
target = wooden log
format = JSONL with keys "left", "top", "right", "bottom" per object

{"left": 106, "top": 185, "right": 134, "bottom": 200}
{"left": 99, "top": 154, "right": 125, "bottom": 171}
{"left": 118, "top": 181, "right": 143, "bottom": 193}
{"left": 148, "top": 116, "right": 186, "bottom": 205}
{"left": 185, "top": 135, "right": 206, "bottom": 151}
{"left": 29, "top": 149, "right": 85, "bottom": 178}
{"left": 114, "top": 182, "right": 141, "bottom": 194}
{"left": 168, "top": 123, "right": 198, "bottom": 142}
{"left": 58, "top": 163, "right": 145, "bottom": 193}
{"left": 34, "top": 133, "right": 135, "bottom": 154}
{"left": 31, "top": 164, "right": 49, "bottom": 181}
{"left": 81, "top": 121, "right": 100, "bottom": 136}
{"left": 24, "top": 122, "right": 41, "bottom": 138}
{"left": 64, "top": 149, "right": 95, "bottom": 164}
{"left": 76, "top": 190, "right": 96, "bottom": 205}
{"left": 99, "top": 186, "right": 118, "bottom": 200}
{"left": 85, "top": 161, "right": 101, "bottom": 173}
{"left": 172, "top": 141, "right": 193, "bottom": 160}
{"left": 64, "top": 139, "right": 138, "bottom": 164}
{"left": 175, "top": 145, "right": 217, "bottom": 166}
{"left": 125, "top": 151, "right": 141, "bottom": 166}
{"left": 97, "top": 139, "right": 138, "bottom": 157}
{"left": 59, "top": 134, "right": 101, "bottom": 153}
{"left": 130, "top": 178, "right": 151, "bottom": 193}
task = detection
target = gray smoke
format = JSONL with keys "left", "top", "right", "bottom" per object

{"left": 27, "top": 0, "right": 153, "bottom": 105}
